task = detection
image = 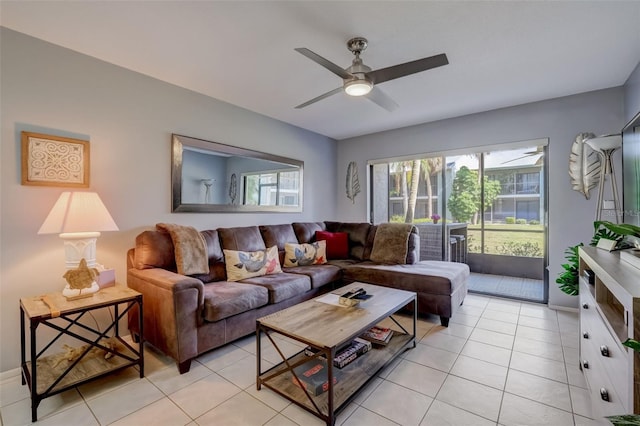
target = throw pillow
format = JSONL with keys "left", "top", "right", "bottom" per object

{"left": 315, "top": 231, "right": 349, "bottom": 259}
{"left": 284, "top": 241, "right": 327, "bottom": 267}
{"left": 223, "top": 246, "right": 282, "bottom": 282}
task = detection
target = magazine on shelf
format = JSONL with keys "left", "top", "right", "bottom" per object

{"left": 291, "top": 358, "right": 340, "bottom": 396}
{"left": 304, "top": 337, "right": 372, "bottom": 368}
{"left": 359, "top": 325, "right": 393, "bottom": 346}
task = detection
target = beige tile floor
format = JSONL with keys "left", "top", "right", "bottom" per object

{"left": 0, "top": 294, "right": 597, "bottom": 426}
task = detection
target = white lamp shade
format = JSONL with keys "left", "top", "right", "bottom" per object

{"left": 38, "top": 192, "right": 119, "bottom": 235}
{"left": 584, "top": 134, "right": 622, "bottom": 152}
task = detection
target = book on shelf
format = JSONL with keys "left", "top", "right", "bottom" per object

{"left": 333, "top": 337, "right": 372, "bottom": 368}
{"left": 291, "top": 358, "right": 340, "bottom": 396}
{"left": 303, "top": 337, "right": 372, "bottom": 369}
{"left": 359, "top": 326, "right": 393, "bottom": 346}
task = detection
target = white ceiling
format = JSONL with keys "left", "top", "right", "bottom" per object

{"left": 2, "top": 1, "right": 640, "bottom": 140}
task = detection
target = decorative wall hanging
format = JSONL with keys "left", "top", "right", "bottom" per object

{"left": 569, "top": 132, "right": 599, "bottom": 199}
{"left": 346, "top": 161, "right": 361, "bottom": 204}
{"left": 21, "top": 131, "right": 89, "bottom": 188}
{"left": 229, "top": 173, "right": 238, "bottom": 204}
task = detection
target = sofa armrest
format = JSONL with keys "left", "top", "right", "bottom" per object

{"left": 127, "top": 267, "right": 204, "bottom": 366}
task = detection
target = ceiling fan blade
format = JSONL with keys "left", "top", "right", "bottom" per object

{"left": 367, "top": 53, "right": 449, "bottom": 85}
{"left": 295, "top": 87, "right": 343, "bottom": 109}
{"left": 295, "top": 48, "right": 354, "bottom": 80}
{"left": 365, "top": 87, "right": 399, "bottom": 112}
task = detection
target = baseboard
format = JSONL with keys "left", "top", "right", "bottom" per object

{"left": 548, "top": 304, "right": 579, "bottom": 313}
{"left": 0, "top": 367, "right": 21, "bottom": 381}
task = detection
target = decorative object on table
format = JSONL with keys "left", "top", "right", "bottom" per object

{"left": 201, "top": 179, "right": 214, "bottom": 203}
{"left": 431, "top": 214, "right": 440, "bottom": 224}
{"left": 568, "top": 132, "right": 599, "bottom": 200}
{"left": 346, "top": 161, "right": 361, "bottom": 203}
{"left": 229, "top": 173, "right": 237, "bottom": 204}
{"left": 21, "top": 131, "right": 90, "bottom": 188}
{"left": 584, "top": 133, "right": 622, "bottom": 222}
{"left": 338, "top": 287, "right": 371, "bottom": 306}
{"left": 38, "top": 192, "right": 119, "bottom": 297}
{"left": 590, "top": 220, "right": 640, "bottom": 250}
{"left": 595, "top": 238, "right": 617, "bottom": 251}
{"left": 62, "top": 258, "right": 100, "bottom": 300}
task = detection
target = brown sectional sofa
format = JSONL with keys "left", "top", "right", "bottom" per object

{"left": 127, "top": 221, "right": 469, "bottom": 373}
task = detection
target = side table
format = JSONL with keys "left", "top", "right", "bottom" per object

{"left": 20, "top": 286, "right": 144, "bottom": 422}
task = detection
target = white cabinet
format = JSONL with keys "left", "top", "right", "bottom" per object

{"left": 579, "top": 246, "right": 640, "bottom": 421}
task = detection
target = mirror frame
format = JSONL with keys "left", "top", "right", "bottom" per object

{"left": 171, "top": 134, "right": 304, "bottom": 213}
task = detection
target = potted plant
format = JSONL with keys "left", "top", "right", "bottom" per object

{"left": 556, "top": 221, "right": 640, "bottom": 296}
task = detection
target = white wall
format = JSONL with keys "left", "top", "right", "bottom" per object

{"left": 334, "top": 88, "right": 626, "bottom": 309}
{"left": 0, "top": 28, "right": 337, "bottom": 372}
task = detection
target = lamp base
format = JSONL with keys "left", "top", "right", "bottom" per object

{"left": 62, "top": 281, "right": 100, "bottom": 300}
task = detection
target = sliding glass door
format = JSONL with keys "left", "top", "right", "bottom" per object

{"left": 370, "top": 141, "right": 548, "bottom": 303}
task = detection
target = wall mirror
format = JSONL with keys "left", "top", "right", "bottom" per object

{"left": 172, "top": 134, "right": 303, "bottom": 213}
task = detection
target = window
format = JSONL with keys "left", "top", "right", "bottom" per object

{"left": 242, "top": 169, "right": 300, "bottom": 206}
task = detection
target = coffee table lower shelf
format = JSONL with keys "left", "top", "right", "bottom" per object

{"left": 258, "top": 333, "right": 414, "bottom": 421}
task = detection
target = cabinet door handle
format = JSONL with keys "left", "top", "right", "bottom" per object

{"left": 583, "top": 332, "right": 589, "bottom": 339}
{"left": 600, "top": 345, "right": 610, "bottom": 357}
{"left": 582, "top": 303, "right": 589, "bottom": 309}
{"left": 600, "top": 388, "right": 610, "bottom": 402}
{"left": 582, "top": 360, "right": 589, "bottom": 369}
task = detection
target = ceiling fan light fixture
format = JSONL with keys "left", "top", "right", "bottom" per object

{"left": 344, "top": 79, "right": 373, "bottom": 97}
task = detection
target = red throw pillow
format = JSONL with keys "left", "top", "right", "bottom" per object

{"left": 315, "top": 231, "right": 349, "bottom": 259}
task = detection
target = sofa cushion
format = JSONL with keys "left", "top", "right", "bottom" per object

{"left": 292, "top": 222, "right": 326, "bottom": 244}
{"left": 315, "top": 231, "right": 349, "bottom": 259}
{"left": 134, "top": 230, "right": 176, "bottom": 270}
{"left": 259, "top": 224, "right": 298, "bottom": 251}
{"left": 202, "top": 281, "right": 269, "bottom": 322}
{"left": 240, "top": 272, "right": 311, "bottom": 304}
{"left": 223, "top": 246, "right": 282, "bottom": 282}
{"left": 342, "top": 261, "right": 469, "bottom": 296}
{"left": 219, "top": 226, "right": 266, "bottom": 252}
{"left": 284, "top": 264, "right": 342, "bottom": 289}
{"left": 284, "top": 241, "right": 327, "bottom": 267}
{"left": 324, "top": 222, "right": 373, "bottom": 261}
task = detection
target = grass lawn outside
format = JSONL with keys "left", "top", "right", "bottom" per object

{"left": 466, "top": 223, "right": 544, "bottom": 256}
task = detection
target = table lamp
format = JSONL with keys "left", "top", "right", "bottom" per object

{"left": 584, "top": 134, "right": 622, "bottom": 223}
{"left": 38, "top": 192, "right": 118, "bottom": 298}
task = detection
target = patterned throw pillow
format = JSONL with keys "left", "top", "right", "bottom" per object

{"left": 223, "top": 246, "right": 282, "bottom": 282}
{"left": 284, "top": 240, "right": 327, "bottom": 267}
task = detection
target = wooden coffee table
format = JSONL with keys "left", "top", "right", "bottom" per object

{"left": 256, "top": 282, "right": 416, "bottom": 426}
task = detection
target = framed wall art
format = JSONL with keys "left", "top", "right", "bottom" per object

{"left": 21, "top": 132, "right": 90, "bottom": 187}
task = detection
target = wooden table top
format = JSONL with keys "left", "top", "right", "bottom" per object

{"left": 257, "top": 282, "right": 415, "bottom": 349}
{"left": 20, "top": 286, "right": 141, "bottom": 320}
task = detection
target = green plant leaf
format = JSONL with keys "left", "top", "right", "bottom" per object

{"left": 622, "top": 339, "right": 640, "bottom": 352}
{"left": 606, "top": 414, "right": 640, "bottom": 425}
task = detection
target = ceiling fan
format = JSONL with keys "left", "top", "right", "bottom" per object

{"left": 294, "top": 37, "right": 449, "bottom": 111}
